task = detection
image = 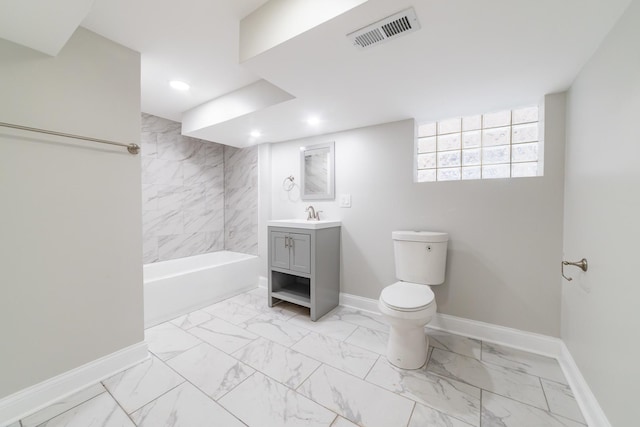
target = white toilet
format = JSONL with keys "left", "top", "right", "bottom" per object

{"left": 378, "top": 231, "right": 449, "bottom": 369}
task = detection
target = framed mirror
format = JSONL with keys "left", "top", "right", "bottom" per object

{"left": 300, "top": 141, "right": 335, "bottom": 200}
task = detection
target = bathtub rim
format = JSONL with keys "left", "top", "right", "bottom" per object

{"left": 143, "top": 250, "right": 258, "bottom": 283}
{"left": 143, "top": 250, "right": 261, "bottom": 328}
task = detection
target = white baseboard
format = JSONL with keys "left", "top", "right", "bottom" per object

{"left": 339, "top": 292, "right": 562, "bottom": 357}
{"left": 0, "top": 342, "right": 148, "bottom": 426}
{"left": 338, "top": 291, "right": 609, "bottom": 427}
{"left": 558, "top": 342, "right": 611, "bottom": 427}
{"left": 258, "top": 276, "right": 267, "bottom": 289}
{"left": 339, "top": 292, "right": 380, "bottom": 313}
{"left": 429, "top": 313, "right": 563, "bottom": 359}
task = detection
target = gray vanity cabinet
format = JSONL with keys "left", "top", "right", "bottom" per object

{"left": 270, "top": 231, "right": 311, "bottom": 273}
{"left": 268, "top": 225, "right": 340, "bottom": 321}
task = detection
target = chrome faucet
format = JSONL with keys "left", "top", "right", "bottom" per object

{"left": 305, "top": 205, "right": 322, "bottom": 221}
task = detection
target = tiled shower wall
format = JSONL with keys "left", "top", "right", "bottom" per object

{"left": 140, "top": 113, "right": 258, "bottom": 263}
{"left": 224, "top": 146, "right": 259, "bottom": 255}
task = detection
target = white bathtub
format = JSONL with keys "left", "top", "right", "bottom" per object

{"left": 143, "top": 251, "right": 259, "bottom": 327}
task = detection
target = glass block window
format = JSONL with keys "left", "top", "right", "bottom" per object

{"left": 416, "top": 106, "right": 542, "bottom": 182}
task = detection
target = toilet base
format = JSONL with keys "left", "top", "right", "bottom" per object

{"left": 386, "top": 324, "right": 430, "bottom": 370}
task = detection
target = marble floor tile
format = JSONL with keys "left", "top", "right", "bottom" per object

{"left": 219, "top": 372, "right": 336, "bottom": 427}
{"left": 248, "top": 287, "right": 267, "bottom": 297}
{"left": 226, "top": 287, "right": 269, "bottom": 309}
{"left": 226, "top": 290, "right": 264, "bottom": 308}
{"left": 19, "top": 288, "right": 589, "bottom": 427}
{"left": 299, "top": 364, "right": 414, "bottom": 427}
{"left": 228, "top": 292, "right": 306, "bottom": 320}
{"left": 329, "top": 307, "right": 389, "bottom": 332}
{"left": 344, "top": 326, "right": 389, "bottom": 355}
{"left": 427, "top": 328, "right": 482, "bottom": 360}
{"left": 233, "top": 337, "right": 320, "bottom": 389}
{"left": 241, "top": 313, "right": 310, "bottom": 347}
{"left": 541, "top": 379, "right": 587, "bottom": 424}
{"left": 482, "top": 342, "right": 567, "bottom": 384}
{"left": 102, "top": 356, "right": 184, "bottom": 414}
{"left": 166, "top": 342, "right": 254, "bottom": 400}
{"left": 145, "top": 322, "right": 202, "bottom": 361}
{"left": 366, "top": 358, "right": 481, "bottom": 426}
{"left": 408, "top": 402, "right": 475, "bottom": 427}
{"left": 21, "top": 383, "right": 105, "bottom": 427}
{"left": 262, "top": 301, "right": 309, "bottom": 321}
{"left": 38, "top": 392, "right": 133, "bottom": 427}
{"left": 170, "top": 309, "right": 213, "bottom": 330}
{"left": 291, "top": 333, "right": 379, "bottom": 378}
{"left": 201, "top": 299, "right": 261, "bottom": 325}
{"left": 130, "top": 382, "right": 245, "bottom": 427}
{"left": 428, "top": 348, "right": 548, "bottom": 410}
{"left": 287, "top": 313, "right": 359, "bottom": 341}
{"left": 331, "top": 416, "right": 358, "bottom": 427}
{"left": 481, "top": 391, "right": 586, "bottom": 427}
{"left": 188, "top": 317, "right": 259, "bottom": 354}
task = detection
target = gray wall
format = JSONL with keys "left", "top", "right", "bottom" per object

{"left": 225, "top": 145, "right": 259, "bottom": 255}
{"left": 0, "top": 28, "right": 143, "bottom": 398}
{"left": 268, "top": 96, "right": 566, "bottom": 336}
{"left": 563, "top": 1, "right": 640, "bottom": 425}
{"left": 141, "top": 113, "right": 225, "bottom": 263}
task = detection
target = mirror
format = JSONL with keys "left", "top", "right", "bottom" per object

{"left": 300, "top": 141, "right": 335, "bottom": 200}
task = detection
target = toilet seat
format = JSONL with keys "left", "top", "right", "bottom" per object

{"left": 380, "top": 281, "right": 434, "bottom": 312}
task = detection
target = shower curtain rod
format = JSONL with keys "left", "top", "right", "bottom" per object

{"left": 0, "top": 121, "right": 140, "bottom": 155}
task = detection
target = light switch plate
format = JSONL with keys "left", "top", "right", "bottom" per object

{"left": 339, "top": 194, "right": 351, "bottom": 208}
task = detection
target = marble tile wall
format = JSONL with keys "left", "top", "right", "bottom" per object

{"left": 141, "top": 113, "right": 259, "bottom": 263}
{"left": 224, "top": 145, "right": 259, "bottom": 255}
{"left": 141, "top": 114, "right": 225, "bottom": 263}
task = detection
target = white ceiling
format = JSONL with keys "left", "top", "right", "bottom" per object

{"left": 0, "top": 0, "right": 94, "bottom": 55}
{"left": 2, "top": 0, "right": 633, "bottom": 146}
{"left": 81, "top": 0, "right": 269, "bottom": 129}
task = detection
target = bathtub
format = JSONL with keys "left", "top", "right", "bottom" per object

{"left": 143, "top": 251, "right": 259, "bottom": 327}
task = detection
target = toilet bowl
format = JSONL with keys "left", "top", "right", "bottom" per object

{"left": 379, "top": 231, "right": 448, "bottom": 369}
{"left": 379, "top": 281, "right": 436, "bottom": 369}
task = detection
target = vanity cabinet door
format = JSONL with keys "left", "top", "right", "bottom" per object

{"left": 271, "top": 231, "right": 290, "bottom": 270}
{"left": 289, "top": 233, "right": 311, "bottom": 274}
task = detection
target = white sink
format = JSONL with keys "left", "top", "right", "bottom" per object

{"left": 267, "top": 219, "right": 341, "bottom": 230}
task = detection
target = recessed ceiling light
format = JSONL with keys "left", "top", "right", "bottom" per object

{"left": 250, "top": 130, "right": 261, "bottom": 138}
{"left": 306, "top": 116, "right": 321, "bottom": 126}
{"left": 169, "top": 80, "right": 190, "bottom": 91}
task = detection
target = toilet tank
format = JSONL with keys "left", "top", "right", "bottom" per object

{"left": 393, "top": 231, "right": 449, "bottom": 285}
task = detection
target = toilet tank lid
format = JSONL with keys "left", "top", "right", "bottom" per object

{"left": 392, "top": 231, "right": 449, "bottom": 242}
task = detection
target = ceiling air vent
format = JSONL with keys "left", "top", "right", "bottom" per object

{"left": 347, "top": 7, "right": 420, "bottom": 50}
